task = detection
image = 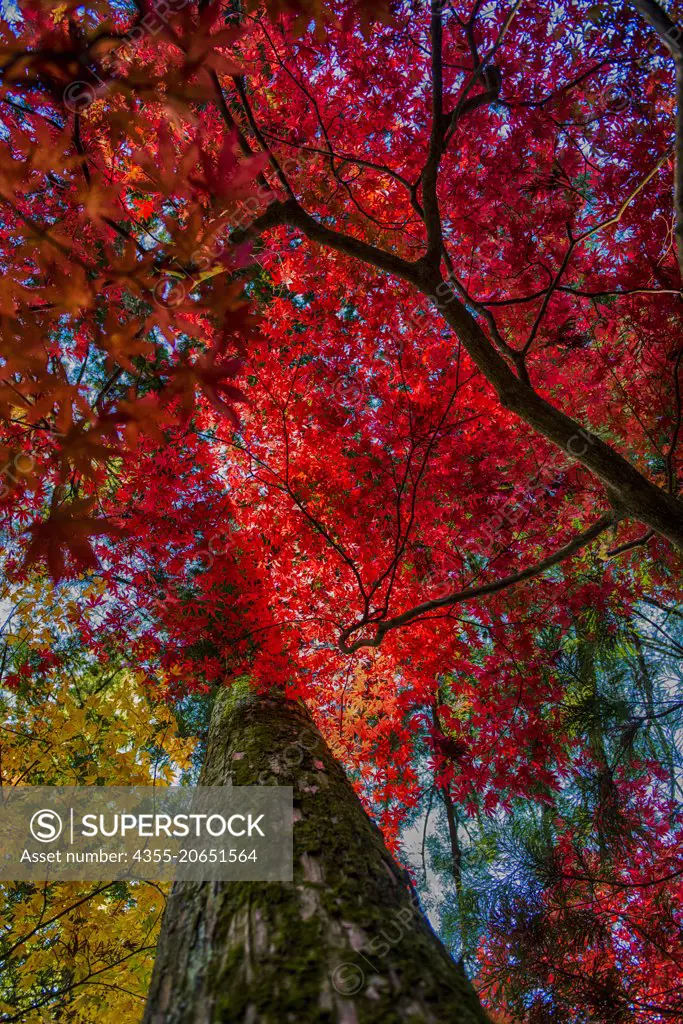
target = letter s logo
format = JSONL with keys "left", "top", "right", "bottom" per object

{"left": 30, "top": 809, "right": 63, "bottom": 843}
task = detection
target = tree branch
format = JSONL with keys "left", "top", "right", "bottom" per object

{"left": 233, "top": 168, "right": 683, "bottom": 551}
{"left": 339, "top": 512, "right": 618, "bottom": 653}
{"left": 433, "top": 274, "right": 683, "bottom": 551}
{"left": 232, "top": 198, "right": 421, "bottom": 283}
{"left": 421, "top": 0, "right": 446, "bottom": 266}
{"left": 231, "top": 74, "right": 296, "bottom": 199}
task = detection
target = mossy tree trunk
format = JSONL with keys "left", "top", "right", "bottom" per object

{"left": 142, "top": 687, "right": 491, "bottom": 1023}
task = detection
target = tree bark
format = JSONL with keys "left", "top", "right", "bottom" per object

{"left": 142, "top": 685, "right": 490, "bottom": 1024}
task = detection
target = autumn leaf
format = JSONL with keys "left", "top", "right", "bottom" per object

{"left": 21, "top": 499, "right": 123, "bottom": 582}
{"left": 165, "top": 350, "right": 246, "bottom": 426}
{"left": 57, "top": 417, "right": 120, "bottom": 481}
{"left": 101, "top": 393, "right": 174, "bottom": 449}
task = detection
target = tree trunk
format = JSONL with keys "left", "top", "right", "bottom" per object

{"left": 442, "top": 786, "right": 467, "bottom": 965}
{"left": 142, "top": 685, "right": 491, "bottom": 1023}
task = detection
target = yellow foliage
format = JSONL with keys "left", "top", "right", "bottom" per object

{"left": 0, "top": 575, "right": 196, "bottom": 1022}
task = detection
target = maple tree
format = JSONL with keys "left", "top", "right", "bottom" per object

{"left": 0, "top": 0, "right": 682, "bottom": 1020}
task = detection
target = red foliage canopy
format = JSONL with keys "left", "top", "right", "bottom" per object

{"left": 1, "top": 0, "right": 682, "bottom": 1016}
